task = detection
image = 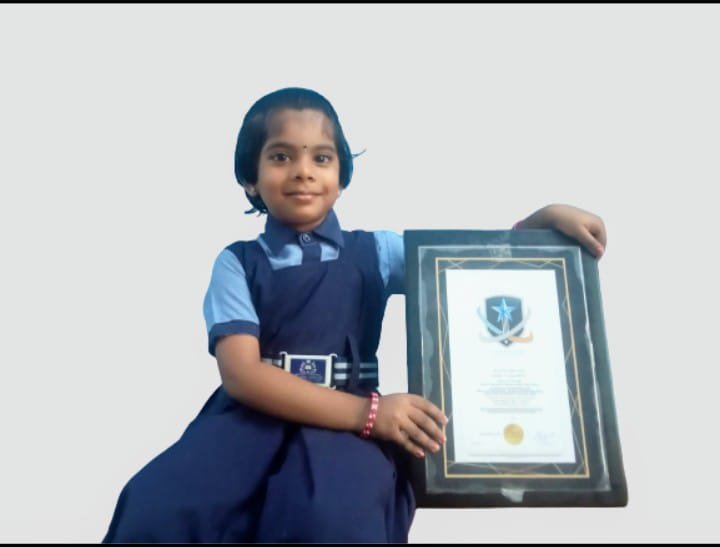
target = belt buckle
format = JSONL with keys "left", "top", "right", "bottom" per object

{"left": 280, "top": 352, "right": 337, "bottom": 388}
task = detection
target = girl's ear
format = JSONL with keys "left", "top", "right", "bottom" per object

{"left": 244, "top": 184, "right": 257, "bottom": 196}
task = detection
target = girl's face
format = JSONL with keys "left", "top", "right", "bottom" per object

{"left": 250, "top": 108, "right": 341, "bottom": 233}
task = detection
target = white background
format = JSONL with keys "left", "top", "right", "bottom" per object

{"left": 1, "top": 5, "right": 718, "bottom": 543}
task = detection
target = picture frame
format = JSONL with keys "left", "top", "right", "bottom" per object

{"left": 403, "top": 229, "right": 627, "bottom": 507}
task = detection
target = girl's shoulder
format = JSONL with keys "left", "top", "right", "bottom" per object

{"left": 343, "top": 228, "right": 402, "bottom": 240}
{"left": 342, "top": 229, "right": 401, "bottom": 250}
{"left": 222, "top": 237, "right": 260, "bottom": 251}
{"left": 208, "top": 238, "right": 263, "bottom": 271}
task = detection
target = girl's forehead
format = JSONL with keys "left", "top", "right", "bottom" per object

{"left": 265, "top": 108, "right": 335, "bottom": 142}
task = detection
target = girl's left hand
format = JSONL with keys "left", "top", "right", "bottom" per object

{"left": 525, "top": 204, "right": 607, "bottom": 259}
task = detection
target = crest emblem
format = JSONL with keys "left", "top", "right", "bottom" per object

{"left": 300, "top": 360, "right": 318, "bottom": 375}
{"left": 288, "top": 358, "right": 325, "bottom": 383}
{"left": 476, "top": 295, "right": 534, "bottom": 346}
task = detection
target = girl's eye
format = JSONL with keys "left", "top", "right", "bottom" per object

{"left": 270, "top": 153, "right": 289, "bottom": 162}
{"left": 316, "top": 154, "right": 333, "bottom": 164}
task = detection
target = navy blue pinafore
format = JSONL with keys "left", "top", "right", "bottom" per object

{"left": 103, "top": 230, "right": 415, "bottom": 543}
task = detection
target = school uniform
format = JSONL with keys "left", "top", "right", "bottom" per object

{"left": 103, "top": 209, "right": 415, "bottom": 543}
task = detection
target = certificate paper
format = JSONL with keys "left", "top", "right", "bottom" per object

{"left": 445, "top": 269, "right": 575, "bottom": 463}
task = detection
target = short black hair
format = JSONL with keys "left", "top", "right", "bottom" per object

{"left": 234, "top": 87, "right": 358, "bottom": 214}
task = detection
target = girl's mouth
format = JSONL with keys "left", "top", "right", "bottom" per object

{"left": 286, "top": 193, "right": 319, "bottom": 201}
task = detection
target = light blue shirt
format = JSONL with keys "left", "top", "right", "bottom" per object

{"left": 203, "top": 210, "right": 404, "bottom": 344}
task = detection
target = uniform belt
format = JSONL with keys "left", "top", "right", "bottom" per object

{"left": 262, "top": 351, "right": 378, "bottom": 389}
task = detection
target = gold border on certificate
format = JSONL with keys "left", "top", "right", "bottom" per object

{"left": 434, "top": 256, "right": 590, "bottom": 480}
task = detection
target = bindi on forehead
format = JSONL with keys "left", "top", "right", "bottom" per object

{"left": 265, "top": 141, "right": 337, "bottom": 154}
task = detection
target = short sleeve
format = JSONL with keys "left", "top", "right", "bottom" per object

{"left": 373, "top": 231, "right": 405, "bottom": 297}
{"left": 203, "top": 248, "right": 260, "bottom": 357}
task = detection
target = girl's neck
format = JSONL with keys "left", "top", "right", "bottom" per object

{"left": 269, "top": 212, "right": 329, "bottom": 234}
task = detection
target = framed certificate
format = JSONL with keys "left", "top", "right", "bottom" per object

{"left": 404, "top": 229, "right": 627, "bottom": 507}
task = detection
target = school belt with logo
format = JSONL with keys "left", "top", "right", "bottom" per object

{"left": 262, "top": 351, "right": 379, "bottom": 390}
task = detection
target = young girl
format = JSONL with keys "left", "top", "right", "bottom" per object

{"left": 103, "top": 87, "right": 607, "bottom": 543}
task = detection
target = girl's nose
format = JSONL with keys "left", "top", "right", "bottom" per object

{"left": 293, "top": 155, "right": 315, "bottom": 180}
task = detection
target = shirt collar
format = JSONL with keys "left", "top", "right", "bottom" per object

{"left": 262, "top": 209, "right": 345, "bottom": 254}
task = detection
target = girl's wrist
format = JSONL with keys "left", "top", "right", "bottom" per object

{"left": 539, "top": 204, "right": 563, "bottom": 230}
{"left": 518, "top": 204, "right": 561, "bottom": 231}
{"left": 359, "top": 392, "right": 380, "bottom": 439}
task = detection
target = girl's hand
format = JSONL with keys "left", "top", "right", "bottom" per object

{"left": 370, "top": 393, "right": 447, "bottom": 458}
{"left": 520, "top": 204, "right": 607, "bottom": 259}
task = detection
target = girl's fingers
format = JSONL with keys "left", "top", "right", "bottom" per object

{"left": 398, "top": 429, "right": 426, "bottom": 458}
{"left": 588, "top": 218, "right": 607, "bottom": 249}
{"left": 412, "top": 396, "right": 448, "bottom": 428}
{"left": 579, "top": 226, "right": 605, "bottom": 258}
{"left": 403, "top": 419, "right": 442, "bottom": 455}
{"left": 409, "top": 407, "right": 446, "bottom": 446}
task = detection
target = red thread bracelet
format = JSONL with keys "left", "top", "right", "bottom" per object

{"left": 360, "top": 392, "right": 379, "bottom": 439}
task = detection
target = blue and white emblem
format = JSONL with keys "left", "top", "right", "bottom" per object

{"left": 300, "top": 360, "right": 317, "bottom": 375}
{"left": 289, "top": 358, "right": 326, "bottom": 383}
{"left": 476, "top": 295, "right": 534, "bottom": 346}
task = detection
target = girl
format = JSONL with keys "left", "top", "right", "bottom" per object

{"left": 103, "top": 87, "right": 607, "bottom": 543}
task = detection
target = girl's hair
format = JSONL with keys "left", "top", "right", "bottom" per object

{"left": 234, "top": 87, "right": 359, "bottom": 215}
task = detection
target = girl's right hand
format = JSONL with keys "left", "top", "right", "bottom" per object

{"left": 370, "top": 393, "right": 448, "bottom": 458}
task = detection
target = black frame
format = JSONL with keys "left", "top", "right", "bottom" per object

{"left": 404, "top": 229, "right": 627, "bottom": 507}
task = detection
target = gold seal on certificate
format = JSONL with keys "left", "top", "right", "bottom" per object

{"left": 504, "top": 424, "right": 524, "bottom": 445}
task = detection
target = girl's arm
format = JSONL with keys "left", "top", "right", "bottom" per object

{"left": 216, "top": 334, "right": 446, "bottom": 458}
{"left": 516, "top": 203, "right": 607, "bottom": 259}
